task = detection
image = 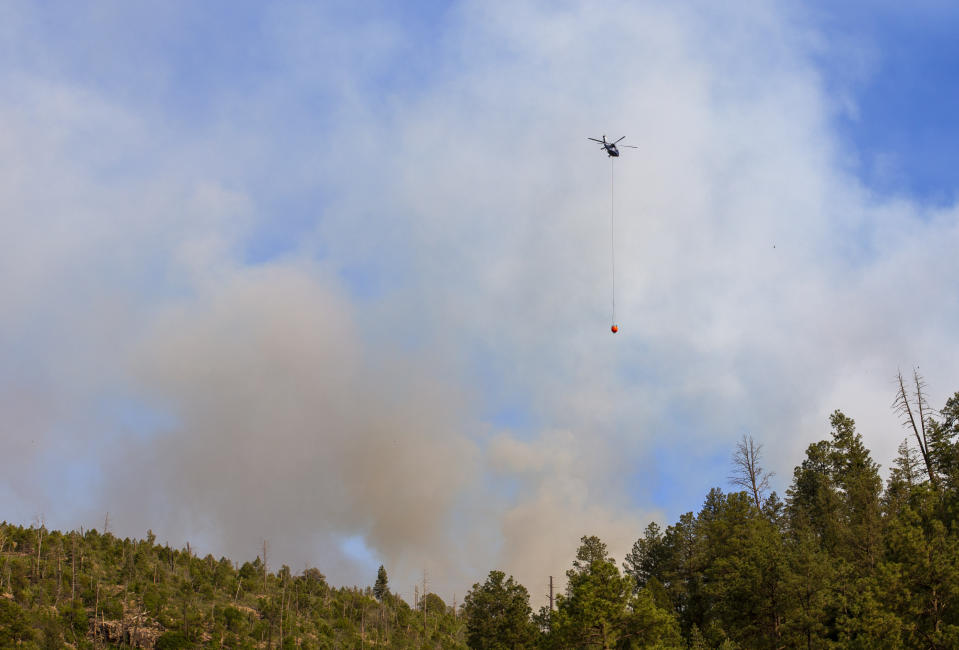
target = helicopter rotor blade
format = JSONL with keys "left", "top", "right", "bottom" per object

{"left": 620, "top": 145, "right": 638, "bottom": 148}
{"left": 587, "top": 138, "right": 604, "bottom": 144}
{"left": 613, "top": 136, "right": 626, "bottom": 144}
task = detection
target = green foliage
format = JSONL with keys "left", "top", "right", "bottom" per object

{"left": 697, "top": 490, "right": 788, "bottom": 646}
{"left": 611, "top": 392, "right": 959, "bottom": 648}
{"left": 623, "top": 522, "right": 666, "bottom": 589}
{"left": 463, "top": 570, "right": 536, "bottom": 649}
{"left": 0, "top": 522, "right": 464, "bottom": 649}
{"left": 156, "top": 630, "right": 192, "bottom": 649}
{"left": 547, "top": 536, "right": 680, "bottom": 649}
{"left": 620, "top": 588, "right": 683, "bottom": 648}
{"left": 930, "top": 393, "right": 959, "bottom": 504}
{"left": 422, "top": 591, "right": 448, "bottom": 615}
{"left": 549, "top": 536, "right": 633, "bottom": 647}
{"left": 0, "top": 598, "right": 33, "bottom": 645}
{"left": 374, "top": 563, "right": 389, "bottom": 600}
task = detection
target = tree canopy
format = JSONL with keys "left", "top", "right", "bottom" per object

{"left": 463, "top": 570, "right": 536, "bottom": 649}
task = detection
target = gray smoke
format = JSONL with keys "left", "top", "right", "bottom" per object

{"left": 108, "top": 264, "right": 483, "bottom": 587}
{"left": 2, "top": 0, "right": 959, "bottom": 609}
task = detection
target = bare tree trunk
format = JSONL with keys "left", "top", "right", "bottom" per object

{"left": 56, "top": 542, "right": 63, "bottom": 604}
{"left": 894, "top": 370, "right": 938, "bottom": 490}
{"left": 71, "top": 533, "right": 77, "bottom": 602}
{"left": 121, "top": 583, "right": 128, "bottom": 645}
{"left": 266, "top": 612, "right": 273, "bottom": 650}
{"left": 422, "top": 569, "right": 429, "bottom": 633}
{"left": 211, "top": 588, "right": 216, "bottom": 638}
{"left": 262, "top": 540, "right": 269, "bottom": 587}
{"left": 35, "top": 517, "right": 45, "bottom": 580}
{"left": 94, "top": 580, "right": 100, "bottom": 642}
{"left": 132, "top": 600, "right": 141, "bottom": 649}
{"left": 279, "top": 579, "right": 285, "bottom": 645}
{"left": 183, "top": 540, "right": 193, "bottom": 588}
{"left": 729, "top": 434, "right": 773, "bottom": 510}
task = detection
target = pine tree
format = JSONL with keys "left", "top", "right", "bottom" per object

{"left": 883, "top": 486, "right": 959, "bottom": 647}
{"left": 549, "top": 536, "right": 680, "bottom": 649}
{"left": 462, "top": 570, "right": 535, "bottom": 649}
{"left": 928, "top": 392, "right": 959, "bottom": 498}
{"left": 623, "top": 522, "right": 665, "bottom": 590}
{"left": 883, "top": 439, "right": 923, "bottom": 515}
{"left": 373, "top": 564, "right": 389, "bottom": 601}
{"left": 827, "top": 411, "right": 882, "bottom": 569}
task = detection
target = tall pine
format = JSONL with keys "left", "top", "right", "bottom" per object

{"left": 373, "top": 564, "right": 389, "bottom": 601}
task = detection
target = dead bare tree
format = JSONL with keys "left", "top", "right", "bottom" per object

{"left": 0, "top": 524, "right": 7, "bottom": 594}
{"left": 422, "top": 569, "right": 429, "bottom": 633}
{"left": 262, "top": 540, "right": 269, "bottom": 586}
{"left": 94, "top": 579, "right": 101, "bottom": 642}
{"left": 71, "top": 532, "right": 77, "bottom": 602}
{"left": 56, "top": 540, "right": 63, "bottom": 603}
{"left": 729, "top": 434, "right": 774, "bottom": 510}
{"left": 34, "top": 515, "right": 46, "bottom": 580}
{"left": 893, "top": 369, "right": 938, "bottom": 490}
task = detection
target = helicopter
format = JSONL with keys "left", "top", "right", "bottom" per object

{"left": 588, "top": 135, "right": 637, "bottom": 157}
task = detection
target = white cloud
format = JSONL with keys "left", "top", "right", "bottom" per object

{"left": 1, "top": 0, "right": 957, "bottom": 607}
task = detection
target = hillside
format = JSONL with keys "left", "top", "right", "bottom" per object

{"left": 0, "top": 524, "right": 464, "bottom": 648}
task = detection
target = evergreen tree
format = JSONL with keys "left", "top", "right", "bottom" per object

{"left": 884, "top": 439, "right": 924, "bottom": 515}
{"left": 784, "top": 411, "right": 886, "bottom": 646}
{"left": 787, "top": 439, "right": 843, "bottom": 552}
{"left": 827, "top": 411, "right": 883, "bottom": 568}
{"left": 550, "top": 536, "right": 631, "bottom": 648}
{"left": 928, "top": 392, "right": 959, "bottom": 498}
{"left": 619, "top": 588, "right": 683, "bottom": 649}
{"left": 549, "top": 536, "right": 680, "bottom": 649}
{"left": 636, "top": 512, "right": 704, "bottom": 636}
{"left": 780, "top": 529, "right": 834, "bottom": 647}
{"left": 695, "top": 489, "right": 788, "bottom": 647}
{"left": 374, "top": 564, "right": 389, "bottom": 600}
{"left": 882, "top": 486, "right": 959, "bottom": 647}
{"left": 462, "top": 570, "right": 535, "bottom": 649}
{"left": 0, "top": 599, "right": 33, "bottom": 645}
{"left": 623, "top": 522, "right": 666, "bottom": 590}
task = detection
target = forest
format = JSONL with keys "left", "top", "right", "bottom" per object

{"left": 1, "top": 373, "right": 957, "bottom": 648}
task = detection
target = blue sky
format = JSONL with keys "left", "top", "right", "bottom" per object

{"left": 811, "top": 2, "right": 959, "bottom": 200}
{"left": 2, "top": 1, "right": 958, "bottom": 603}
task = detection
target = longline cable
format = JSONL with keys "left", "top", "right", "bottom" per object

{"left": 610, "top": 156, "right": 617, "bottom": 331}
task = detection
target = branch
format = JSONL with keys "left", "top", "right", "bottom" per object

{"left": 893, "top": 370, "right": 938, "bottom": 490}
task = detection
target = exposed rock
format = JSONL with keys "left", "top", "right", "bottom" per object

{"left": 94, "top": 616, "right": 162, "bottom": 649}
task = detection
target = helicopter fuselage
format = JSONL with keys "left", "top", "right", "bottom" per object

{"left": 589, "top": 135, "right": 634, "bottom": 158}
